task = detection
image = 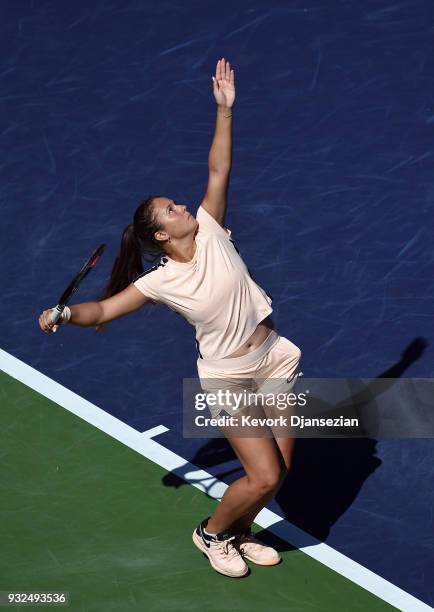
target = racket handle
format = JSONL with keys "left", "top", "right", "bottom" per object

{"left": 49, "top": 305, "right": 64, "bottom": 325}
{"left": 49, "top": 305, "right": 72, "bottom": 325}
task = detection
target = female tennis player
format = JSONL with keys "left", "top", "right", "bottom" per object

{"left": 38, "top": 58, "right": 302, "bottom": 578}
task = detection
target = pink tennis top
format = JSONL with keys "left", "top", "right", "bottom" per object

{"left": 133, "top": 205, "right": 273, "bottom": 360}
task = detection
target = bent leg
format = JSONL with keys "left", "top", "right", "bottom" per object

{"left": 226, "top": 434, "right": 296, "bottom": 533}
{"left": 206, "top": 433, "right": 287, "bottom": 534}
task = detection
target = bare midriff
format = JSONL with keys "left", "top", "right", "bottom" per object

{"left": 222, "top": 316, "right": 275, "bottom": 358}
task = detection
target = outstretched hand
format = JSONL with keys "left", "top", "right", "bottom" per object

{"left": 212, "top": 58, "right": 235, "bottom": 109}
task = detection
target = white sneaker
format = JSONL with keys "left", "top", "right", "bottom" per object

{"left": 233, "top": 527, "right": 281, "bottom": 566}
{"left": 192, "top": 517, "right": 249, "bottom": 578}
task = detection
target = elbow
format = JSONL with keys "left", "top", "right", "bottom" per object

{"left": 208, "top": 164, "right": 231, "bottom": 176}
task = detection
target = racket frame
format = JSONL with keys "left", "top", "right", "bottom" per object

{"left": 49, "top": 244, "right": 106, "bottom": 325}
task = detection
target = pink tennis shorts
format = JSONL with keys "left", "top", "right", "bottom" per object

{"left": 196, "top": 330, "right": 303, "bottom": 418}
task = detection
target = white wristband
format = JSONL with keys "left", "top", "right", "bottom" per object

{"left": 60, "top": 306, "right": 72, "bottom": 324}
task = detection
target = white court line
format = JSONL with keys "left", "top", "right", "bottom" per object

{"left": 0, "top": 347, "right": 431, "bottom": 612}
{"left": 141, "top": 425, "right": 169, "bottom": 439}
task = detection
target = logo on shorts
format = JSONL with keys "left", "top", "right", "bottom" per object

{"left": 287, "top": 370, "right": 303, "bottom": 383}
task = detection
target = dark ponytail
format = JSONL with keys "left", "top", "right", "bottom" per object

{"left": 95, "top": 194, "right": 166, "bottom": 332}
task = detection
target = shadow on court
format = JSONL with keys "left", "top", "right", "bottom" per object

{"left": 162, "top": 336, "right": 428, "bottom": 550}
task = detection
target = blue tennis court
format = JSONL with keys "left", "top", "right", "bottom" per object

{"left": 1, "top": 1, "right": 433, "bottom": 609}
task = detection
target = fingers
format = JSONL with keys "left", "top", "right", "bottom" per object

{"left": 38, "top": 309, "right": 59, "bottom": 334}
{"left": 216, "top": 58, "right": 234, "bottom": 83}
{"left": 216, "top": 58, "right": 221, "bottom": 80}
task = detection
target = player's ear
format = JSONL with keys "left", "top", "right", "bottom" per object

{"left": 154, "top": 229, "right": 169, "bottom": 243}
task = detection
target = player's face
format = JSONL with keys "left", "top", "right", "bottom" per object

{"left": 152, "top": 197, "right": 197, "bottom": 241}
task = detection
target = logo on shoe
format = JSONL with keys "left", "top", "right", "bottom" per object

{"left": 199, "top": 524, "right": 211, "bottom": 548}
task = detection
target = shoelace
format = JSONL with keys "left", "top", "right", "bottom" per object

{"left": 234, "top": 531, "right": 260, "bottom": 554}
{"left": 214, "top": 535, "right": 238, "bottom": 559}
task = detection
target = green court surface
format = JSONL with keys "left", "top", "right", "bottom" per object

{"left": 1, "top": 370, "right": 397, "bottom": 611}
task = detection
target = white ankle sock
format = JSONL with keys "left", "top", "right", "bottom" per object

{"left": 203, "top": 527, "right": 217, "bottom": 538}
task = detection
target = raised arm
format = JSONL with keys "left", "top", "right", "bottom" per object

{"left": 201, "top": 58, "right": 235, "bottom": 227}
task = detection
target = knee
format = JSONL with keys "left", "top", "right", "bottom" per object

{"left": 250, "top": 466, "right": 288, "bottom": 495}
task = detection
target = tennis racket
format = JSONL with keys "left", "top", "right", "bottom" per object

{"left": 49, "top": 244, "right": 107, "bottom": 325}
